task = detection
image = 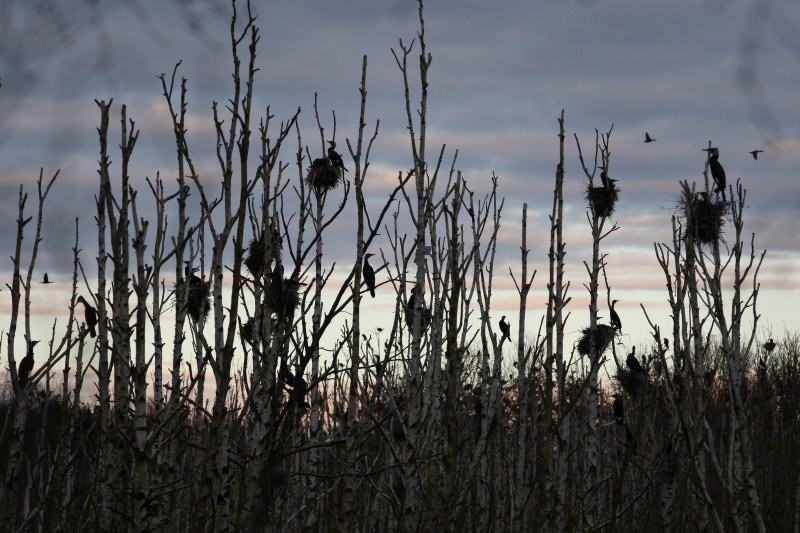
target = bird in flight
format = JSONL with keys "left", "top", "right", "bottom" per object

{"left": 42, "top": 273, "right": 53, "bottom": 284}
{"left": 749, "top": 149, "right": 763, "bottom": 160}
{"left": 644, "top": 132, "right": 656, "bottom": 143}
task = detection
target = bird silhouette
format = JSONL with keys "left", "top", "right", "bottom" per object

{"left": 626, "top": 347, "right": 643, "bottom": 373}
{"left": 612, "top": 394, "right": 625, "bottom": 425}
{"left": 703, "top": 147, "right": 727, "bottom": 198}
{"left": 499, "top": 316, "right": 511, "bottom": 342}
{"left": 18, "top": 339, "right": 39, "bottom": 389}
{"left": 77, "top": 296, "right": 98, "bottom": 338}
{"left": 598, "top": 165, "right": 617, "bottom": 190}
{"left": 644, "top": 132, "right": 656, "bottom": 143}
{"left": 363, "top": 253, "right": 376, "bottom": 298}
{"left": 749, "top": 149, "right": 763, "bottom": 160}
{"left": 42, "top": 273, "right": 53, "bottom": 284}
{"left": 327, "top": 141, "right": 348, "bottom": 172}
{"left": 764, "top": 338, "right": 776, "bottom": 353}
{"left": 610, "top": 300, "right": 622, "bottom": 331}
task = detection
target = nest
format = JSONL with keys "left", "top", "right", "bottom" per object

{"left": 684, "top": 193, "right": 726, "bottom": 244}
{"left": 577, "top": 324, "right": 616, "bottom": 357}
{"left": 306, "top": 157, "right": 342, "bottom": 191}
{"left": 177, "top": 276, "right": 210, "bottom": 324}
{"left": 244, "top": 228, "right": 282, "bottom": 277}
{"left": 586, "top": 184, "right": 620, "bottom": 218}
{"left": 266, "top": 274, "right": 301, "bottom": 324}
{"left": 616, "top": 368, "right": 647, "bottom": 398}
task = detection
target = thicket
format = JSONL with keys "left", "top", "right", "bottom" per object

{"left": 0, "top": 2, "right": 792, "bottom": 532}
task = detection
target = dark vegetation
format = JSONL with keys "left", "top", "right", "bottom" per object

{"left": 0, "top": 1, "right": 790, "bottom": 532}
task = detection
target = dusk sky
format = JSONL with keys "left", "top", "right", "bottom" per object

{"left": 1, "top": 0, "right": 798, "bottom": 362}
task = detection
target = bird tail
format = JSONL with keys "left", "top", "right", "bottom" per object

{"left": 370, "top": 287, "right": 375, "bottom": 298}
{"left": 90, "top": 326, "right": 97, "bottom": 338}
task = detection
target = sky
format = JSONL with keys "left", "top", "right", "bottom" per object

{"left": 1, "top": 0, "right": 799, "bottom": 373}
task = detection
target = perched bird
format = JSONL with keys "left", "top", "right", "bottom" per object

{"left": 749, "top": 149, "right": 763, "bottom": 160}
{"left": 18, "top": 339, "right": 38, "bottom": 389}
{"left": 598, "top": 166, "right": 617, "bottom": 189}
{"left": 644, "top": 132, "right": 656, "bottom": 143}
{"left": 77, "top": 296, "right": 98, "bottom": 338}
{"left": 499, "top": 316, "right": 511, "bottom": 342}
{"left": 764, "top": 338, "right": 776, "bottom": 354}
{"left": 363, "top": 253, "right": 376, "bottom": 298}
{"left": 609, "top": 300, "right": 622, "bottom": 331}
{"left": 703, "top": 148, "right": 726, "bottom": 197}
{"left": 612, "top": 394, "right": 625, "bottom": 425}
{"left": 42, "top": 273, "right": 53, "bottom": 284}
{"left": 626, "top": 347, "right": 644, "bottom": 373}
{"left": 327, "top": 141, "right": 348, "bottom": 172}
{"left": 663, "top": 337, "right": 670, "bottom": 350}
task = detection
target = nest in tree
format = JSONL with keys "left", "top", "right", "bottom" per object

{"left": 306, "top": 157, "right": 342, "bottom": 191}
{"left": 240, "top": 317, "right": 255, "bottom": 346}
{"left": 586, "top": 184, "right": 620, "bottom": 218}
{"left": 577, "top": 324, "right": 616, "bottom": 357}
{"left": 244, "top": 228, "right": 282, "bottom": 277}
{"left": 266, "top": 275, "right": 301, "bottom": 324}
{"left": 616, "top": 368, "right": 648, "bottom": 398}
{"left": 683, "top": 193, "right": 726, "bottom": 244}
{"left": 176, "top": 276, "right": 210, "bottom": 324}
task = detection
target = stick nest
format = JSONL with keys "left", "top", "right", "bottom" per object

{"left": 616, "top": 368, "right": 647, "bottom": 398}
{"left": 244, "top": 227, "right": 282, "bottom": 277}
{"left": 176, "top": 276, "right": 211, "bottom": 324}
{"left": 683, "top": 193, "right": 726, "bottom": 244}
{"left": 577, "top": 324, "right": 616, "bottom": 357}
{"left": 306, "top": 157, "right": 342, "bottom": 191}
{"left": 266, "top": 275, "right": 301, "bottom": 324}
{"left": 586, "top": 184, "right": 620, "bottom": 218}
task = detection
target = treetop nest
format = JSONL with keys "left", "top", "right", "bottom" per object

{"left": 306, "top": 157, "right": 342, "bottom": 192}
{"left": 682, "top": 192, "right": 726, "bottom": 244}
{"left": 577, "top": 324, "right": 616, "bottom": 357}
{"left": 244, "top": 227, "right": 282, "bottom": 277}
{"left": 586, "top": 183, "right": 620, "bottom": 218}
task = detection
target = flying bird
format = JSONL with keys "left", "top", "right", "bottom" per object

{"left": 703, "top": 147, "right": 726, "bottom": 198}
{"left": 749, "top": 149, "right": 763, "bottom": 160}
{"left": 499, "top": 316, "right": 511, "bottom": 342}
{"left": 77, "top": 295, "right": 98, "bottom": 338}
{"left": 644, "top": 132, "right": 656, "bottom": 143}
{"left": 609, "top": 300, "right": 622, "bottom": 331}
{"left": 42, "top": 273, "right": 53, "bottom": 284}
{"left": 363, "top": 253, "right": 376, "bottom": 298}
{"left": 612, "top": 394, "right": 625, "bottom": 425}
{"left": 626, "top": 346, "right": 644, "bottom": 373}
{"left": 327, "top": 141, "right": 348, "bottom": 172}
{"left": 18, "top": 339, "right": 39, "bottom": 389}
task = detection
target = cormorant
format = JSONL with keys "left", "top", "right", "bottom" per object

{"left": 764, "top": 338, "right": 776, "bottom": 353}
{"left": 42, "top": 273, "right": 53, "bottom": 284}
{"left": 749, "top": 149, "right": 763, "bottom": 160}
{"left": 644, "top": 132, "right": 656, "bottom": 143}
{"left": 363, "top": 253, "right": 376, "bottom": 298}
{"left": 610, "top": 300, "right": 622, "bottom": 331}
{"left": 77, "top": 296, "right": 98, "bottom": 338}
{"left": 499, "top": 316, "right": 511, "bottom": 342}
{"left": 598, "top": 166, "right": 617, "bottom": 189}
{"left": 663, "top": 337, "right": 669, "bottom": 350}
{"left": 327, "top": 141, "right": 347, "bottom": 172}
{"left": 626, "top": 347, "right": 643, "bottom": 373}
{"left": 18, "top": 340, "right": 38, "bottom": 389}
{"left": 612, "top": 394, "right": 624, "bottom": 425}
{"left": 703, "top": 148, "right": 726, "bottom": 197}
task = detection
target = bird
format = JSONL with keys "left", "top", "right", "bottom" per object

{"left": 612, "top": 394, "right": 625, "bottom": 425}
{"left": 749, "top": 149, "right": 763, "bottom": 160}
{"left": 327, "top": 141, "right": 347, "bottom": 172}
{"left": 703, "top": 147, "right": 726, "bottom": 198}
{"left": 764, "top": 338, "right": 776, "bottom": 353}
{"left": 663, "top": 337, "right": 670, "bottom": 350}
{"left": 363, "top": 253, "right": 376, "bottom": 298}
{"left": 598, "top": 165, "right": 617, "bottom": 190}
{"left": 609, "top": 300, "right": 622, "bottom": 331}
{"left": 18, "top": 339, "right": 38, "bottom": 389}
{"left": 626, "top": 347, "right": 644, "bottom": 373}
{"left": 644, "top": 132, "right": 656, "bottom": 143}
{"left": 76, "top": 296, "right": 98, "bottom": 338}
{"left": 42, "top": 273, "right": 53, "bottom": 284}
{"left": 499, "top": 316, "right": 511, "bottom": 342}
